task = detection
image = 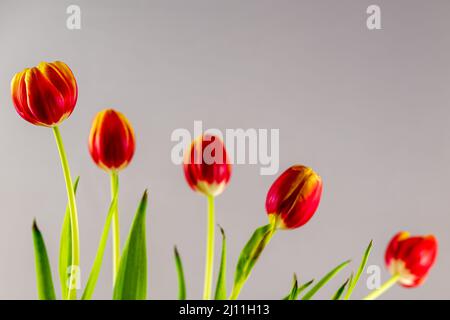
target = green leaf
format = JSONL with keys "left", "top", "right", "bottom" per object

{"left": 174, "top": 246, "right": 187, "bottom": 300}
{"left": 301, "top": 260, "right": 350, "bottom": 300}
{"left": 283, "top": 276, "right": 314, "bottom": 300}
{"left": 332, "top": 277, "right": 350, "bottom": 300}
{"left": 283, "top": 274, "right": 298, "bottom": 300}
{"left": 81, "top": 191, "right": 118, "bottom": 300}
{"left": 113, "top": 191, "right": 148, "bottom": 300}
{"left": 58, "top": 176, "right": 79, "bottom": 300}
{"left": 344, "top": 240, "right": 373, "bottom": 300}
{"left": 32, "top": 220, "right": 56, "bottom": 300}
{"left": 214, "top": 226, "right": 227, "bottom": 300}
{"left": 297, "top": 279, "right": 314, "bottom": 296}
{"left": 230, "top": 223, "right": 275, "bottom": 300}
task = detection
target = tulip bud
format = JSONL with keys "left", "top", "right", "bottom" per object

{"left": 88, "top": 109, "right": 136, "bottom": 171}
{"left": 385, "top": 232, "right": 438, "bottom": 288}
{"left": 183, "top": 135, "right": 232, "bottom": 197}
{"left": 11, "top": 61, "right": 78, "bottom": 127}
{"left": 266, "top": 165, "right": 322, "bottom": 230}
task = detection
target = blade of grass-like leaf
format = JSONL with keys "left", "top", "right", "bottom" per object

{"left": 230, "top": 223, "right": 275, "bottom": 299}
{"left": 81, "top": 192, "right": 118, "bottom": 300}
{"left": 32, "top": 220, "right": 56, "bottom": 300}
{"left": 296, "top": 279, "right": 314, "bottom": 297}
{"left": 344, "top": 240, "right": 373, "bottom": 300}
{"left": 214, "top": 226, "right": 227, "bottom": 300}
{"left": 174, "top": 246, "right": 187, "bottom": 300}
{"left": 59, "top": 176, "right": 79, "bottom": 300}
{"left": 283, "top": 274, "right": 298, "bottom": 300}
{"left": 113, "top": 191, "right": 148, "bottom": 300}
{"left": 332, "top": 277, "right": 350, "bottom": 300}
{"left": 288, "top": 274, "right": 298, "bottom": 300}
{"left": 301, "top": 260, "right": 350, "bottom": 300}
{"left": 283, "top": 277, "right": 314, "bottom": 300}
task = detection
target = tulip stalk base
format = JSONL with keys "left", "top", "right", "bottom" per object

{"left": 53, "top": 126, "right": 80, "bottom": 300}
{"left": 203, "top": 195, "right": 215, "bottom": 300}
{"left": 110, "top": 171, "right": 120, "bottom": 282}
{"left": 363, "top": 274, "right": 400, "bottom": 300}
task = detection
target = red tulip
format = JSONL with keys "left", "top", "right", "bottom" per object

{"left": 183, "top": 134, "right": 231, "bottom": 197}
{"left": 385, "top": 232, "right": 438, "bottom": 288}
{"left": 89, "top": 109, "right": 136, "bottom": 171}
{"left": 11, "top": 61, "right": 78, "bottom": 127}
{"left": 266, "top": 165, "right": 322, "bottom": 229}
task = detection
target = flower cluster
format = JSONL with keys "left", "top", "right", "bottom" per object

{"left": 10, "top": 61, "right": 438, "bottom": 300}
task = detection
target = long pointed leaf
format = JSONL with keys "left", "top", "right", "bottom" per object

{"left": 283, "top": 276, "right": 314, "bottom": 300}
{"left": 174, "top": 246, "right": 187, "bottom": 300}
{"left": 283, "top": 274, "right": 298, "bottom": 300}
{"left": 297, "top": 279, "right": 314, "bottom": 296}
{"left": 332, "top": 277, "right": 350, "bottom": 300}
{"left": 81, "top": 192, "right": 118, "bottom": 300}
{"left": 230, "top": 223, "right": 274, "bottom": 299}
{"left": 113, "top": 191, "right": 148, "bottom": 300}
{"left": 59, "top": 176, "right": 79, "bottom": 300}
{"left": 344, "top": 240, "right": 373, "bottom": 300}
{"left": 32, "top": 220, "right": 56, "bottom": 300}
{"left": 302, "top": 260, "right": 350, "bottom": 300}
{"left": 214, "top": 226, "right": 227, "bottom": 300}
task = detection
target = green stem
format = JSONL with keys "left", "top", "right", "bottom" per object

{"left": 110, "top": 171, "right": 120, "bottom": 282}
{"left": 363, "top": 274, "right": 400, "bottom": 300}
{"left": 52, "top": 126, "right": 80, "bottom": 300}
{"left": 203, "top": 195, "right": 215, "bottom": 300}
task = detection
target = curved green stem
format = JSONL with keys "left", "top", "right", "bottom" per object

{"left": 363, "top": 274, "right": 400, "bottom": 300}
{"left": 53, "top": 126, "right": 80, "bottom": 300}
{"left": 110, "top": 171, "right": 120, "bottom": 282}
{"left": 203, "top": 195, "right": 215, "bottom": 300}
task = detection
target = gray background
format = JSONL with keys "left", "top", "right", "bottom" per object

{"left": 0, "top": 0, "right": 449, "bottom": 300}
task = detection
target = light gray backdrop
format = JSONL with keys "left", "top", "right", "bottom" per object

{"left": 0, "top": 0, "right": 449, "bottom": 300}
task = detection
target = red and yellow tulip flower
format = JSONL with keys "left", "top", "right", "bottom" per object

{"left": 183, "top": 134, "right": 231, "bottom": 300}
{"left": 11, "top": 61, "right": 77, "bottom": 127}
{"left": 11, "top": 60, "right": 439, "bottom": 302}
{"left": 385, "top": 232, "right": 438, "bottom": 288}
{"left": 183, "top": 134, "right": 231, "bottom": 197}
{"left": 230, "top": 165, "right": 323, "bottom": 299}
{"left": 266, "top": 165, "right": 322, "bottom": 230}
{"left": 89, "top": 109, "right": 136, "bottom": 172}
{"left": 11, "top": 61, "right": 80, "bottom": 300}
{"left": 89, "top": 108, "right": 136, "bottom": 280}
{"left": 365, "top": 232, "right": 438, "bottom": 299}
